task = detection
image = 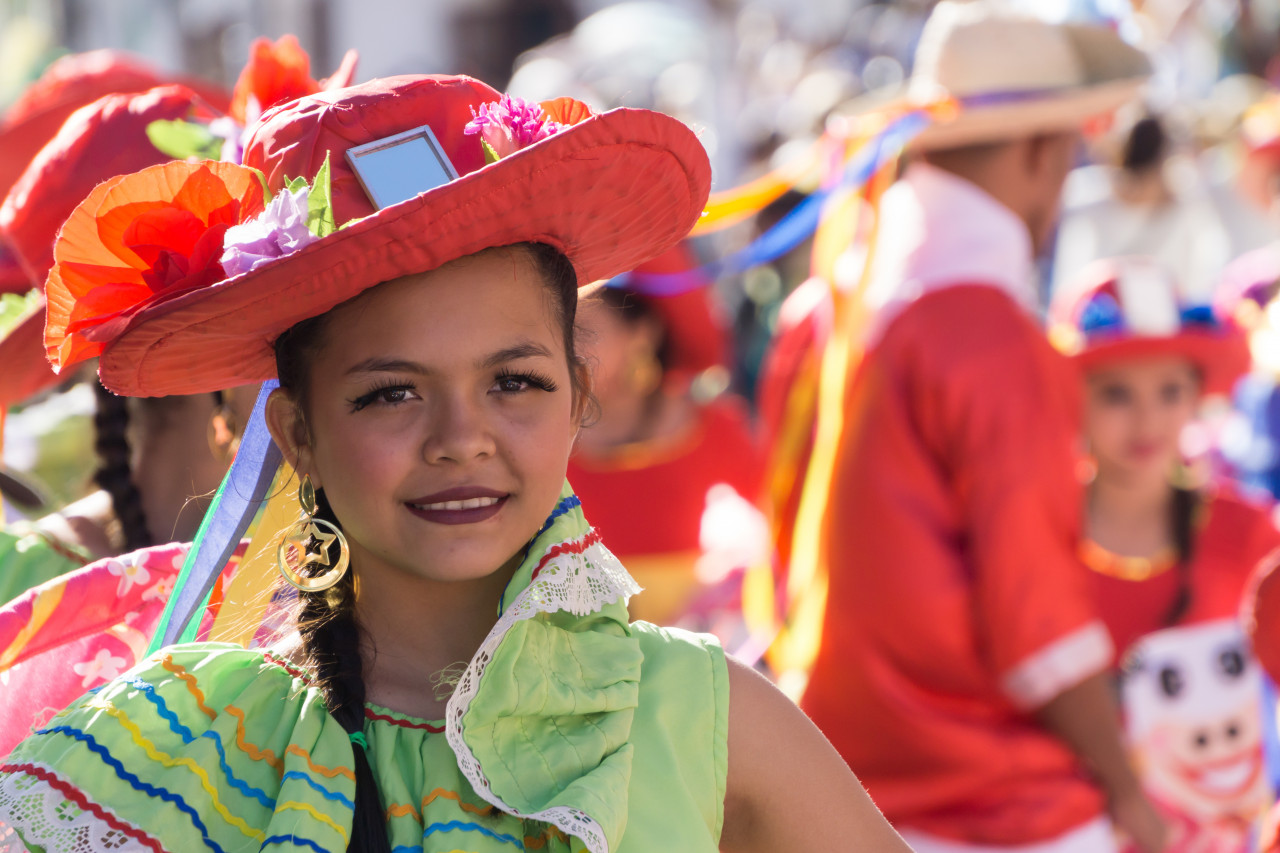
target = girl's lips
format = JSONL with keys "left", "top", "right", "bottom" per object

{"left": 404, "top": 488, "right": 509, "bottom": 525}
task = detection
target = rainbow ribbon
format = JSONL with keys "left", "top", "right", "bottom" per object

{"left": 147, "top": 380, "right": 281, "bottom": 653}
{"left": 618, "top": 109, "right": 935, "bottom": 297}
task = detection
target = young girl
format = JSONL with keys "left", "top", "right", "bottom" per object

{"left": 1050, "top": 257, "right": 1277, "bottom": 852}
{"left": 0, "top": 75, "right": 909, "bottom": 852}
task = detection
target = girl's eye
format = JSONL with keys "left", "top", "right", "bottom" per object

{"left": 493, "top": 371, "right": 558, "bottom": 395}
{"left": 348, "top": 384, "right": 418, "bottom": 412}
{"left": 1098, "top": 385, "right": 1131, "bottom": 406}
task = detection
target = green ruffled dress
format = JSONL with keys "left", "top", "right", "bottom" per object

{"left": 0, "top": 485, "right": 729, "bottom": 853}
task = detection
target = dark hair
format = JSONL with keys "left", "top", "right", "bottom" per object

{"left": 92, "top": 382, "right": 153, "bottom": 552}
{"left": 1121, "top": 116, "right": 1167, "bottom": 174}
{"left": 1162, "top": 485, "right": 1199, "bottom": 627}
{"left": 595, "top": 285, "right": 672, "bottom": 372}
{"left": 272, "top": 241, "right": 581, "bottom": 852}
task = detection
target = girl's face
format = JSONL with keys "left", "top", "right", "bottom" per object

{"left": 270, "top": 247, "right": 580, "bottom": 586}
{"left": 1084, "top": 356, "right": 1201, "bottom": 483}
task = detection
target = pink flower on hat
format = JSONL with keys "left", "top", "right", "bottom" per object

{"left": 465, "top": 94, "right": 565, "bottom": 160}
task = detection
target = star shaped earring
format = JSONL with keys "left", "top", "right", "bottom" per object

{"left": 277, "top": 475, "right": 349, "bottom": 592}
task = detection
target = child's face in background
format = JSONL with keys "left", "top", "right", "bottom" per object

{"left": 1084, "top": 357, "right": 1201, "bottom": 485}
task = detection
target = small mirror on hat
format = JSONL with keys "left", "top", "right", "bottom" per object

{"left": 346, "top": 125, "right": 459, "bottom": 210}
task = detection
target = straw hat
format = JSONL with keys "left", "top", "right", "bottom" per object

{"left": 1048, "top": 257, "right": 1249, "bottom": 395}
{"left": 44, "top": 75, "right": 709, "bottom": 397}
{"left": 904, "top": 1, "right": 1151, "bottom": 150}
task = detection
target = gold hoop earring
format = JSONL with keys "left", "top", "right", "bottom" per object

{"left": 277, "top": 475, "right": 349, "bottom": 592}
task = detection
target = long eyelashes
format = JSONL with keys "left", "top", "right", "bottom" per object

{"left": 346, "top": 371, "right": 559, "bottom": 412}
{"left": 494, "top": 369, "right": 559, "bottom": 394}
{"left": 347, "top": 380, "right": 415, "bottom": 412}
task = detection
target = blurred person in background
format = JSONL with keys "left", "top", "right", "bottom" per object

{"left": 571, "top": 245, "right": 764, "bottom": 636}
{"left": 1053, "top": 109, "right": 1268, "bottom": 303}
{"left": 1050, "top": 257, "right": 1273, "bottom": 852}
{"left": 781, "top": 4, "right": 1166, "bottom": 851}
{"left": 509, "top": 5, "right": 767, "bottom": 638}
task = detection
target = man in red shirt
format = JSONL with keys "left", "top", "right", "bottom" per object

{"left": 780, "top": 4, "right": 1165, "bottom": 851}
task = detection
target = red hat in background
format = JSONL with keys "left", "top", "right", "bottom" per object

{"left": 0, "top": 242, "right": 30, "bottom": 296}
{"left": 0, "top": 37, "right": 354, "bottom": 409}
{"left": 1048, "top": 256, "right": 1250, "bottom": 395}
{"left": 607, "top": 242, "right": 730, "bottom": 386}
{"left": 0, "top": 51, "right": 229, "bottom": 200}
{"left": 40, "top": 76, "right": 708, "bottom": 397}
{"left": 0, "top": 85, "right": 211, "bottom": 408}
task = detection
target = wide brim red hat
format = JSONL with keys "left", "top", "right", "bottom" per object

{"left": 79, "top": 75, "right": 709, "bottom": 397}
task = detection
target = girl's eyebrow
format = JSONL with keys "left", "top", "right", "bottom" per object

{"left": 345, "top": 357, "right": 427, "bottom": 376}
{"left": 480, "top": 340, "right": 553, "bottom": 368}
{"left": 344, "top": 341, "right": 553, "bottom": 377}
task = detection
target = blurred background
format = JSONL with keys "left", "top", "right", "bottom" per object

{"left": 4, "top": 0, "right": 1280, "bottom": 506}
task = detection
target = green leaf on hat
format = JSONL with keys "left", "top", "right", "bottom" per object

{"left": 145, "top": 119, "right": 223, "bottom": 161}
{"left": 480, "top": 138, "right": 500, "bottom": 165}
{"left": 0, "top": 290, "right": 41, "bottom": 342}
{"left": 306, "top": 153, "right": 337, "bottom": 238}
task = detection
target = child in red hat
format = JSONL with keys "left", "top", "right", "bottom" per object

{"left": 0, "top": 76, "right": 910, "bottom": 853}
{"left": 1050, "top": 256, "right": 1276, "bottom": 852}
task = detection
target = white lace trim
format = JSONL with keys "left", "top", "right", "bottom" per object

{"left": 445, "top": 531, "right": 640, "bottom": 853}
{"left": 0, "top": 762, "right": 158, "bottom": 852}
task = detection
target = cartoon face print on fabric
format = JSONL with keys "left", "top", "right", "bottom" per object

{"left": 1120, "top": 620, "right": 1269, "bottom": 849}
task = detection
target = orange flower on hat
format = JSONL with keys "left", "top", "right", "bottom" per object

{"left": 230, "top": 35, "right": 357, "bottom": 124}
{"left": 45, "top": 160, "right": 267, "bottom": 371}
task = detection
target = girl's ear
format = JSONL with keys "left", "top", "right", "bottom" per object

{"left": 264, "top": 388, "right": 319, "bottom": 487}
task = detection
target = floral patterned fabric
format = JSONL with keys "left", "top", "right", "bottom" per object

{"left": 0, "top": 541, "right": 246, "bottom": 757}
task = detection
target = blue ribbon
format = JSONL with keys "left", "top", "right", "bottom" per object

{"left": 610, "top": 110, "right": 932, "bottom": 297}
{"left": 147, "top": 379, "right": 283, "bottom": 653}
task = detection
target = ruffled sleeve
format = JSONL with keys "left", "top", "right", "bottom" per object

{"left": 0, "top": 643, "right": 357, "bottom": 853}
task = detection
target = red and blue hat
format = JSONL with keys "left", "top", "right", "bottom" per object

{"left": 1049, "top": 257, "right": 1249, "bottom": 394}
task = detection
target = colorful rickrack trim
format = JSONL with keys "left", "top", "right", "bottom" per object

{"left": 384, "top": 787, "right": 496, "bottom": 821}
{"left": 530, "top": 529, "right": 603, "bottom": 581}
{"left": 0, "top": 762, "right": 168, "bottom": 853}
{"left": 32, "top": 724, "right": 233, "bottom": 853}
{"left": 363, "top": 707, "right": 445, "bottom": 732}
{"left": 420, "top": 819, "right": 525, "bottom": 847}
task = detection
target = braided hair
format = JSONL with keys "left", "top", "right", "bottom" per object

{"left": 1161, "top": 485, "right": 1199, "bottom": 627}
{"left": 92, "top": 381, "right": 153, "bottom": 551}
{"left": 272, "top": 242, "right": 581, "bottom": 852}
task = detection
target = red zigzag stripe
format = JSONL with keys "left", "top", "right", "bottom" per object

{"left": 0, "top": 763, "right": 167, "bottom": 853}
{"left": 531, "top": 529, "right": 602, "bottom": 580}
